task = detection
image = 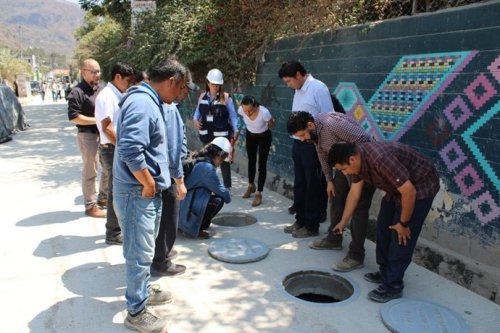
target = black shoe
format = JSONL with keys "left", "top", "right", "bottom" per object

{"left": 288, "top": 204, "right": 296, "bottom": 214}
{"left": 364, "top": 271, "right": 382, "bottom": 284}
{"left": 105, "top": 234, "right": 123, "bottom": 245}
{"left": 151, "top": 263, "right": 186, "bottom": 277}
{"left": 368, "top": 285, "right": 402, "bottom": 303}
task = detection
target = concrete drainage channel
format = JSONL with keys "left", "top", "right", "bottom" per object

{"left": 282, "top": 270, "right": 357, "bottom": 305}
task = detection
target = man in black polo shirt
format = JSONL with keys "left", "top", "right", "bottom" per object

{"left": 67, "top": 58, "right": 106, "bottom": 218}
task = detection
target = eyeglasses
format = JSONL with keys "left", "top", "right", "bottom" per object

{"left": 83, "top": 69, "right": 101, "bottom": 75}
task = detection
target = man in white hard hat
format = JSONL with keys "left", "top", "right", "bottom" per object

{"left": 178, "top": 137, "right": 232, "bottom": 239}
{"left": 192, "top": 68, "right": 239, "bottom": 190}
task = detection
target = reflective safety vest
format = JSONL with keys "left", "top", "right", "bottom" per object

{"left": 198, "top": 92, "right": 231, "bottom": 143}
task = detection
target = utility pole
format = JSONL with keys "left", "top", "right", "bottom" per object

{"left": 18, "top": 25, "right": 23, "bottom": 59}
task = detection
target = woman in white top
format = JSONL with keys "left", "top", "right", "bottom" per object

{"left": 238, "top": 95, "right": 275, "bottom": 206}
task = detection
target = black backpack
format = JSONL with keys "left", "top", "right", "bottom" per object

{"left": 331, "top": 94, "right": 346, "bottom": 114}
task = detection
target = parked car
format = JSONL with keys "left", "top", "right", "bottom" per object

{"left": 30, "top": 81, "right": 41, "bottom": 94}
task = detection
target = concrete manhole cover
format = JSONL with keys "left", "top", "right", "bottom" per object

{"left": 381, "top": 298, "right": 470, "bottom": 333}
{"left": 211, "top": 212, "right": 257, "bottom": 227}
{"left": 282, "top": 270, "right": 354, "bottom": 304}
{"left": 208, "top": 237, "right": 270, "bottom": 263}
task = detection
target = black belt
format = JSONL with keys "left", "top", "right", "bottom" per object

{"left": 78, "top": 128, "right": 97, "bottom": 134}
{"left": 100, "top": 143, "right": 115, "bottom": 149}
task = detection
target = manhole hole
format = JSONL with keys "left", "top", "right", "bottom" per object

{"left": 283, "top": 270, "right": 354, "bottom": 304}
{"left": 211, "top": 212, "right": 257, "bottom": 227}
{"left": 381, "top": 298, "right": 470, "bottom": 333}
{"left": 208, "top": 237, "right": 270, "bottom": 263}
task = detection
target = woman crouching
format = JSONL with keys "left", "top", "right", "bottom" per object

{"left": 178, "top": 137, "right": 232, "bottom": 239}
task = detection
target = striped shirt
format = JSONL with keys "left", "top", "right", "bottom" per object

{"left": 353, "top": 141, "right": 440, "bottom": 205}
{"left": 314, "top": 112, "right": 371, "bottom": 182}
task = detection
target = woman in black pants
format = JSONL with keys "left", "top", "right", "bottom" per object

{"left": 238, "top": 95, "right": 275, "bottom": 206}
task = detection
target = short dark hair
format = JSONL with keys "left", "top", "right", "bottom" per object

{"left": 278, "top": 60, "right": 307, "bottom": 78}
{"left": 328, "top": 142, "right": 358, "bottom": 166}
{"left": 241, "top": 95, "right": 259, "bottom": 107}
{"left": 133, "top": 69, "right": 147, "bottom": 83}
{"left": 110, "top": 62, "right": 134, "bottom": 81}
{"left": 287, "top": 111, "right": 314, "bottom": 134}
{"left": 148, "top": 59, "right": 187, "bottom": 84}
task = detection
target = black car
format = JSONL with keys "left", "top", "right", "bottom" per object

{"left": 30, "top": 81, "right": 41, "bottom": 94}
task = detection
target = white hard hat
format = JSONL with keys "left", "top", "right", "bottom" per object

{"left": 206, "top": 68, "right": 224, "bottom": 85}
{"left": 211, "top": 137, "right": 232, "bottom": 154}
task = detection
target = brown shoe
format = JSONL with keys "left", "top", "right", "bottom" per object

{"left": 252, "top": 192, "right": 262, "bottom": 206}
{"left": 242, "top": 183, "right": 256, "bottom": 198}
{"left": 85, "top": 205, "right": 106, "bottom": 218}
{"left": 292, "top": 227, "right": 319, "bottom": 238}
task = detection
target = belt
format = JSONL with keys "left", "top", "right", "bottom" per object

{"left": 78, "top": 128, "right": 97, "bottom": 134}
{"left": 100, "top": 143, "right": 115, "bottom": 149}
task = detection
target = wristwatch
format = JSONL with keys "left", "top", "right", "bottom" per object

{"left": 399, "top": 221, "right": 410, "bottom": 228}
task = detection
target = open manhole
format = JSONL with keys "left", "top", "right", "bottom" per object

{"left": 211, "top": 212, "right": 257, "bottom": 227}
{"left": 283, "top": 270, "right": 354, "bottom": 304}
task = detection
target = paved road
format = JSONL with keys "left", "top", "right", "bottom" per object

{"left": 0, "top": 101, "right": 499, "bottom": 332}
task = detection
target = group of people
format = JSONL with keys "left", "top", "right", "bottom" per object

{"left": 39, "top": 80, "right": 71, "bottom": 102}
{"left": 66, "top": 57, "right": 439, "bottom": 332}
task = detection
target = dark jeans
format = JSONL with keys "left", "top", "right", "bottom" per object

{"left": 246, "top": 129, "right": 272, "bottom": 192}
{"left": 200, "top": 196, "right": 224, "bottom": 230}
{"left": 99, "top": 144, "right": 120, "bottom": 238}
{"left": 152, "top": 184, "right": 179, "bottom": 270}
{"left": 327, "top": 172, "right": 376, "bottom": 261}
{"left": 376, "top": 196, "right": 435, "bottom": 291}
{"left": 292, "top": 140, "right": 328, "bottom": 232}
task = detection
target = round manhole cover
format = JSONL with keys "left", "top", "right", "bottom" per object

{"left": 283, "top": 270, "right": 354, "bottom": 304}
{"left": 208, "top": 237, "right": 270, "bottom": 263}
{"left": 381, "top": 298, "right": 470, "bottom": 333}
{"left": 211, "top": 212, "right": 257, "bottom": 227}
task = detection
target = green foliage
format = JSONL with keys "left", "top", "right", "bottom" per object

{"left": 0, "top": 47, "right": 32, "bottom": 84}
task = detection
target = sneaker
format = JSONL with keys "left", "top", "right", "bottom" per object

{"left": 292, "top": 227, "right": 319, "bottom": 238}
{"left": 147, "top": 284, "right": 173, "bottom": 305}
{"left": 288, "top": 204, "right": 296, "bottom": 214}
{"left": 242, "top": 183, "right": 256, "bottom": 198}
{"left": 124, "top": 307, "right": 168, "bottom": 333}
{"left": 364, "top": 271, "right": 382, "bottom": 284}
{"left": 151, "top": 263, "right": 186, "bottom": 277}
{"left": 284, "top": 221, "right": 301, "bottom": 234}
{"left": 333, "top": 257, "right": 364, "bottom": 272}
{"left": 368, "top": 285, "right": 403, "bottom": 303}
{"left": 309, "top": 238, "right": 342, "bottom": 250}
{"left": 105, "top": 234, "right": 123, "bottom": 245}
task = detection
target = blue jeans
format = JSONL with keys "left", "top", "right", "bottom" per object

{"left": 376, "top": 196, "right": 435, "bottom": 292}
{"left": 113, "top": 184, "right": 162, "bottom": 314}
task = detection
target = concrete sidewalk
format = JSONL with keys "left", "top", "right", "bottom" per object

{"left": 0, "top": 101, "right": 499, "bottom": 333}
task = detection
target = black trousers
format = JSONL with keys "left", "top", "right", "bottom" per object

{"left": 292, "top": 140, "right": 328, "bottom": 232}
{"left": 200, "top": 196, "right": 224, "bottom": 230}
{"left": 327, "top": 172, "right": 376, "bottom": 261}
{"left": 152, "top": 184, "right": 179, "bottom": 270}
{"left": 246, "top": 129, "right": 272, "bottom": 192}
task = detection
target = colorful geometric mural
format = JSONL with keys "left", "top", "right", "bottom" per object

{"left": 333, "top": 52, "right": 499, "bottom": 225}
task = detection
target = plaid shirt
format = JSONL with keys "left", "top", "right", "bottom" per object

{"left": 314, "top": 112, "right": 371, "bottom": 181}
{"left": 352, "top": 142, "right": 439, "bottom": 204}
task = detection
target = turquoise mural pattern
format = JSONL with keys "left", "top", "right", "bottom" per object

{"left": 333, "top": 52, "right": 499, "bottom": 225}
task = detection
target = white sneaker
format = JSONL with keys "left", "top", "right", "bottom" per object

{"left": 124, "top": 307, "right": 168, "bottom": 333}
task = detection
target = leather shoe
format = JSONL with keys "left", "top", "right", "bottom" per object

{"left": 105, "top": 234, "right": 123, "bottom": 245}
{"left": 97, "top": 199, "right": 107, "bottom": 207}
{"left": 288, "top": 203, "right": 296, "bottom": 214}
{"left": 252, "top": 193, "right": 262, "bottom": 206}
{"left": 85, "top": 205, "right": 105, "bottom": 218}
{"left": 242, "top": 183, "right": 256, "bottom": 198}
{"left": 151, "top": 263, "right": 186, "bottom": 277}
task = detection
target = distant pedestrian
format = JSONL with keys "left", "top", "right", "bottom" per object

{"left": 238, "top": 95, "right": 275, "bottom": 207}
{"left": 178, "top": 137, "right": 232, "bottom": 239}
{"left": 328, "top": 141, "right": 439, "bottom": 302}
{"left": 40, "top": 82, "right": 46, "bottom": 102}
{"left": 51, "top": 81, "right": 58, "bottom": 102}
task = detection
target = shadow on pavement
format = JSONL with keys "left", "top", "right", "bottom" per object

{"left": 62, "top": 262, "right": 125, "bottom": 298}
{"left": 16, "top": 210, "right": 83, "bottom": 227}
{"left": 33, "top": 235, "right": 109, "bottom": 259}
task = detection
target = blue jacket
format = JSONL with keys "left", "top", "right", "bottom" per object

{"left": 113, "top": 83, "right": 170, "bottom": 190}
{"left": 178, "top": 158, "right": 231, "bottom": 236}
{"left": 164, "top": 102, "right": 187, "bottom": 179}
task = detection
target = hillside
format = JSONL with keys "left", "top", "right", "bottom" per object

{"left": 0, "top": 0, "right": 84, "bottom": 58}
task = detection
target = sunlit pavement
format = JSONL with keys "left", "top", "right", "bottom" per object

{"left": 0, "top": 101, "right": 499, "bottom": 333}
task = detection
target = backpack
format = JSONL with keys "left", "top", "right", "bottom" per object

{"left": 331, "top": 94, "right": 346, "bottom": 114}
